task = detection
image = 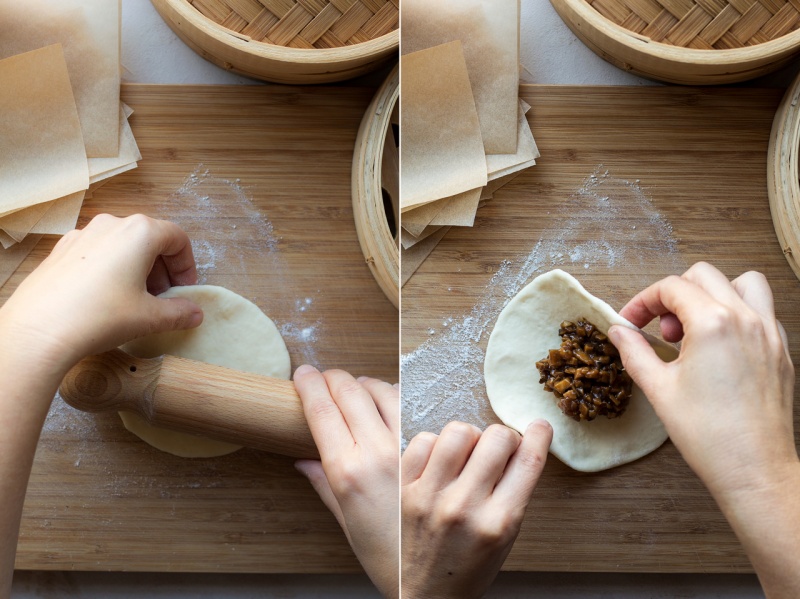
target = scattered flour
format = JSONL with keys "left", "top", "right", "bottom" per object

{"left": 401, "top": 167, "right": 685, "bottom": 445}
{"left": 42, "top": 392, "right": 98, "bottom": 438}
{"left": 169, "top": 165, "right": 321, "bottom": 367}
{"left": 171, "top": 165, "right": 279, "bottom": 284}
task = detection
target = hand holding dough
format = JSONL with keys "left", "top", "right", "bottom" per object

{"left": 610, "top": 263, "right": 800, "bottom": 598}
{"left": 0, "top": 214, "right": 202, "bottom": 375}
{"left": 484, "top": 269, "right": 678, "bottom": 472}
{"left": 401, "top": 420, "right": 552, "bottom": 597}
{"left": 610, "top": 263, "right": 797, "bottom": 497}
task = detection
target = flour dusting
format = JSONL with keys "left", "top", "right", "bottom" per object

{"left": 172, "top": 166, "right": 280, "bottom": 283}
{"left": 401, "top": 167, "right": 685, "bottom": 444}
{"left": 170, "top": 165, "right": 321, "bottom": 367}
{"left": 42, "top": 392, "right": 98, "bottom": 437}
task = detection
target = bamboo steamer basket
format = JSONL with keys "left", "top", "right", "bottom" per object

{"left": 550, "top": 0, "right": 800, "bottom": 84}
{"left": 150, "top": 0, "right": 399, "bottom": 84}
{"left": 768, "top": 69, "right": 800, "bottom": 280}
{"left": 352, "top": 64, "right": 399, "bottom": 308}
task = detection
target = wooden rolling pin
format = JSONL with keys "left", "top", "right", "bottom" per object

{"left": 58, "top": 348, "right": 318, "bottom": 459}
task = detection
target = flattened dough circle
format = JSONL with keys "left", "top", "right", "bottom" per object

{"left": 484, "top": 269, "right": 678, "bottom": 472}
{"left": 119, "top": 285, "right": 291, "bottom": 458}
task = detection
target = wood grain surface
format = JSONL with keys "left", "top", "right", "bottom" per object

{"left": 10, "top": 84, "right": 398, "bottom": 573}
{"left": 402, "top": 85, "right": 797, "bottom": 573}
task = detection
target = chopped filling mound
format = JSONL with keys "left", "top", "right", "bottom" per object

{"left": 535, "top": 318, "right": 632, "bottom": 422}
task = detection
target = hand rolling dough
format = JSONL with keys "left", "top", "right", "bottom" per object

{"left": 119, "top": 285, "right": 291, "bottom": 458}
{"left": 484, "top": 269, "right": 678, "bottom": 472}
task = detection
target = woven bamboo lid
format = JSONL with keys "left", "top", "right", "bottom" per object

{"left": 151, "top": 0, "right": 399, "bottom": 83}
{"left": 589, "top": 0, "right": 799, "bottom": 49}
{"left": 188, "top": 0, "right": 398, "bottom": 49}
{"left": 551, "top": 0, "right": 800, "bottom": 83}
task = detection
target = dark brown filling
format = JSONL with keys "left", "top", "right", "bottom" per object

{"left": 535, "top": 318, "right": 632, "bottom": 422}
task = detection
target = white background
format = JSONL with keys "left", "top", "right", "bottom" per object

{"left": 15, "top": 0, "right": 794, "bottom": 595}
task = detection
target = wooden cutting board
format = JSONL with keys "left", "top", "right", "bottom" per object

{"left": 10, "top": 84, "right": 398, "bottom": 573}
{"left": 402, "top": 85, "right": 798, "bottom": 573}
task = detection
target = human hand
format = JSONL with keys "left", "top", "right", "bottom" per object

{"left": 607, "top": 262, "right": 797, "bottom": 505}
{"left": 294, "top": 366, "right": 399, "bottom": 598}
{"left": 0, "top": 214, "right": 202, "bottom": 598}
{"left": 401, "top": 420, "right": 552, "bottom": 599}
{"left": 0, "top": 214, "right": 203, "bottom": 378}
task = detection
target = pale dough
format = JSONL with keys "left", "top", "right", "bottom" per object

{"left": 119, "top": 285, "right": 291, "bottom": 458}
{"left": 484, "top": 270, "right": 679, "bottom": 472}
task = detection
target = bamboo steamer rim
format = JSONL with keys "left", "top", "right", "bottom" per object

{"left": 156, "top": 0, "right": 398, "bottom": 65}
{"left": 551, "top": 0, "right": 800, "bottom": 83}
{"left": 352, "top": 64, "right": 399, "bottom": 309}
{"left": 767, "top": 69, "right": 800, "bottom": 281}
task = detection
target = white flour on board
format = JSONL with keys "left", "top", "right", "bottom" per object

{"left": 172, "top": 165, "right": 278, "bottom": 282}
{"left": 401, "top": 167, "right": 685, "bottom": 445}
{"left": 170, "top": 165, "right": 321, "bottom": 366}
{"left": 42, "top": 392, "right": 98, "bottom": 438}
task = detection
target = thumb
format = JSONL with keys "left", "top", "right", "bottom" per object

{"left": 144, "top": 296, "right": 203, "bottom": 334}
{"left": 608, "top": 325, "right": 665, "bottom": 402}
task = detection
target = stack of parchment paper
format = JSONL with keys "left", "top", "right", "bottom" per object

{"left": 400, "top": 0, "right": 538, "bottom": 284}
{"left": 0, "top": 0, "right": 139, "bottom": 264}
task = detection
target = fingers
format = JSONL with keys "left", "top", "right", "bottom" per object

{"left": 402, "top": 432, "right": 438, "bottom": 484}
{"left": 143, "top": 296, "right": 203, "bottom": 335}
{"left": 294, "top": 365, "right": 353, "bottom": 458}
{"left": 492, "top": 420, "right": 552, "bottom": 508}
{"left": 145, "top": 218, "right": 198, "bottom": 287}
{"left": 619, "top": 275, "right": 717, "bottom": 334}
{"left": 76, "top": 214, "right": 198, "bottom": 288}
{"left": 659, "top": 313, "right": 684, "bottom": 343}
{"left": 730, "top": 272, "right": 789, "bottom": 362}
{"left": 607, "top": 325, "right": 667, "bottom": 402}
{"left": 146, "top": 256, "right": 172, "bottom": 296}
{"left": 731, "top": 271, "right": 776, "bottom": 320}
{"left": 295, "top": 460, "right": 347, "bottom": 534}
{"left": 620, "top": 263, "right": 734, "bottom": 332}
{"left": 357, "top": 376, "right": 399, "bottom": 434}
{"left": 624, "top": 265, "right": 775, "bottom": 344}
{"left": 295, "top": 368, "right": 396, "bottom": 464}
{"left": 417, "top": 422, "right": 481, "bottom": 492}
{"left": 681, "top": 262, "right": 742, "bottom": 307}
{"left": 778, "top": 320, "right": 791, "bottom": 357}
{"left": 322, "top": 370, "right": 388, "bottom": 441}
{"left": 456, "top": 425, "right": 521, "bottom": 498}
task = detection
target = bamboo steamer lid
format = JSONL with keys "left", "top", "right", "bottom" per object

{"left": 768, "top": 69, "right": 800, "bottom": 280}
{"left": 150, "top": 0, "right": 398, "bottom": 84}
{"left": 550, "top": 0, "right": 800, "bottom": 84}
{"left": 352, "top": 64, "right": 399, "bottom": 308}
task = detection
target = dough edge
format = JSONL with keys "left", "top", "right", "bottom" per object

{"left": 484, "top": 269, "right": 679, "bottom": 472}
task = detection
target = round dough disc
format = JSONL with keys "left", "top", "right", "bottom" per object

{"left": 484, "top": 269, "right": 678, "bottom": 472}
{"left": 119, "top": 285, "right": 291, "bottom": 458}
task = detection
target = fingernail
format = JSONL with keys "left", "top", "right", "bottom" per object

{"left": 528, "top": 418, "right": 552, "bottom": 433}
{"left": 356, "top": 376, "right": 369, "bottom": 383}
{"left": 294, "top": 364, "right": 319, "bottom": 377}
{"left": 607, "top": 325, "right": 621, "bottom": 343}
{"left": 188, "top": 309, "right": 203, "bottom": 328}
{"left": 293, "top": 461, "right": 310, "bottom": 479}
